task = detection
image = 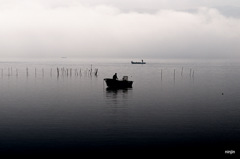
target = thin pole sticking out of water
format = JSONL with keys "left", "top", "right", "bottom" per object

{"left": 42, "top": 68, "right": 44, "bottom": 77}
{"left": 174, "top": 69, "right": 176, "bottom": 83}
{"left": 62, "top": 68, "right": 64, "bottom": 76}
{"left": 161, "top": 69, "right": 163, "bottom": 81}
{"left": 16, "top": 68, "right": 18, "bottom": 77}
{"left": 26, "top": 67, "right": 28, "bottom": 77}
{"left": 190, "top": 68, "right": 192, "bottom": 78}
{"left": 181, "top": 67, "right": 183, "bottom": 76}
{"left": 103, "top": 79, "right": 104, "bottom": 90}
{"left": 1, "top": 68, "right": 3, "bottom": 77}
{"left": 95, "top": 68, "right": 98, "bottom": 76}
{"left": 50, "top": 68, "right": 52, "bottom": 77}
{"left": 192, "top": 70, "right": 195, "bottom": 78}
{"left": 90, "top": 65, "right": 92, "bottom": 76}
{"left": 57, "top": 68, "right": 59, "bottom": 77}
{"left": 75, "top": 69, "right": 78, "bottom": 76}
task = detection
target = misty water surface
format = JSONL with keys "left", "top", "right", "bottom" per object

{"left": 0, "top": 59, "right": 240, "bottom": 156}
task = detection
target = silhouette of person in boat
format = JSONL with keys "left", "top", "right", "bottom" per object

{"left": 113, "top": 73, "right": 118, "bottom": 80}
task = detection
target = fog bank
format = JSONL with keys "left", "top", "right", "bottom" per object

{"left": 0, "top": 1, "right": 240, "bottom": 59}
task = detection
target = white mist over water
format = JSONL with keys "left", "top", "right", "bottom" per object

{"left": 0, "top": 1, "right": 240, "bottom": 59}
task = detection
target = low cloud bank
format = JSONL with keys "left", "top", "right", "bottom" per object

{"left": 0, "top": 2, "right": 240, "bottom": 59}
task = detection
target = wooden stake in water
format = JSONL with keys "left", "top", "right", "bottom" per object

{"left": 174, "top": 69, "right": 176, "bottom": 82}
{"left": 75, "top": 69, "right": 78, "bottom": 76}
{"left": 181, "top": 67, "right": 183, "bottom": 76}
{"left": 61, "top": 68, "right": 63, "bottom": 76}
{"left": 161, "top": 69, "right": 162, "bottom": 81}
{"left": 57, "top": 68, "right": 59, "bottom": 77}
{"left": 190, "top": 68, "right": 192, "bottom": 77}
{"left": 26, "top": 67, "right": 28, "bottom": 77}
{"left": 42, "top": 68, "right": 44, "bottom": 77}
{"left": 90, "top": 65, "right": 92, "bottom": 75}
{"left": 95, "top": 68, "right": 98, "bottom": 76}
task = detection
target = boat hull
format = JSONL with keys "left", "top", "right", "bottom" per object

{"left": 104, "top": 78, "right": 133, "bottom": 88}
{"left": 131, "top": 61, "right": 146, "bottom": 64}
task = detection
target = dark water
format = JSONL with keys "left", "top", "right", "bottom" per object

{"left": 0, "top": 59, "right": 240, "bottom": 157}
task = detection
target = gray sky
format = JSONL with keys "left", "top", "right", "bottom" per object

{"left": 0, "top": 0, "right": 240, "bottom": 59}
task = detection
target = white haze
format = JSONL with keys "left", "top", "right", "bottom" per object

{"left": 0, "top": 1, "right": 240, "bottom": 59}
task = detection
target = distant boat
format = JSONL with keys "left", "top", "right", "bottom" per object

{"left": 131, "top": 60, "right": 146, "bottom": 64}
{"left": 104, "top": 77, "right": 133, "bottom": 88}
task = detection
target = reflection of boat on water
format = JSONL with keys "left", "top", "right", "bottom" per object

{"left": 131, "top": 60, "right": 146, "bottom": 64}
{"left": 106, "top": 87, "right": 131, "bottom": 92}
{"left": 105, "top": 87, "right": 132, "bottom": 105}
{"left": 104, "top": 78, "right": 133, "bottom": 88}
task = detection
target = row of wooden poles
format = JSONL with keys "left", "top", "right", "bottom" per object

{"left": 1, "top": 66, "right": 194, "bottom": 79}
{"left": 160, "top": 67, "right": 195, "bottom": 80}
{"left": 0, "top": 66, "right": 98, "bottom": 78}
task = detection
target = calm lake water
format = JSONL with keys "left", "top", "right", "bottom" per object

{"left": 0, "top": 58, "right": 240, "bottom": 157}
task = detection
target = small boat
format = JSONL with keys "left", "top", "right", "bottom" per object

{"left": 131, "top": 60, "right": 146, "bottom": 64}
{"left": 104, "top": 77, "right": 133, "bottom": 88}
